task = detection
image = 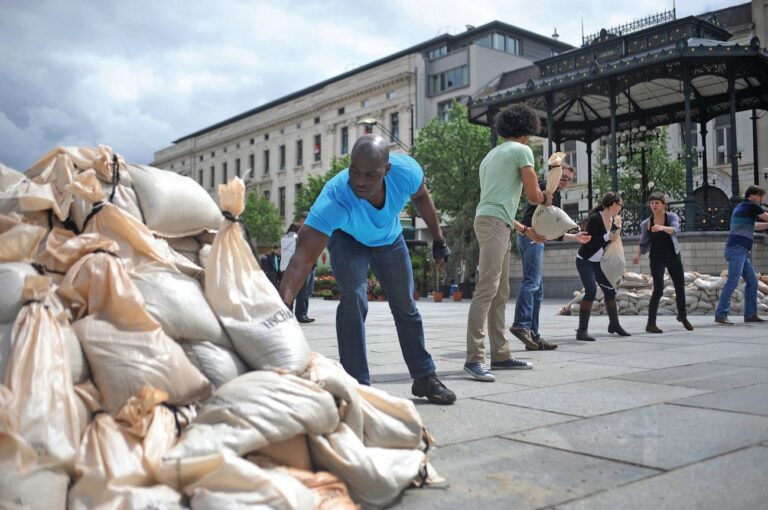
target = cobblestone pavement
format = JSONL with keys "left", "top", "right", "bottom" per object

{"left": 301, "top": 297, "right": 768, "bottom": 510}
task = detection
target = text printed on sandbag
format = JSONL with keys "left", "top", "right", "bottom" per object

{"left": 261, "top": 308, "right": 295, "bottom": 329}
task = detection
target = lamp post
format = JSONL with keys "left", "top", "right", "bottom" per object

{"left": 356, "top": 117, "right": 410, "bottom": 153}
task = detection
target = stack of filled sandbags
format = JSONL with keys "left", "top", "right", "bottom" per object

{"left": 0, "top": 147, "right": 438, "bottom": 510}
{"left": 558, "top": 270, "right": 761, "bottom": 316}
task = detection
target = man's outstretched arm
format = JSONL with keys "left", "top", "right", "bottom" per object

{"left": 279, "top": 225, "right": 329, "bottom": 306}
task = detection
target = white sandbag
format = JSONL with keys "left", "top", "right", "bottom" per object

{"left": 127, "top": 164, "right": 222, "bottom": 237}
{"left": 0, "top": 324, "right": 10, "bottom": 384}
{"left": 308, "top": 423, "right": 426, "bottom": 508}
{"left": 357, "top": 385, "right": 426, "bottom": 450}
{"left": 0, "top": 179, "right": 58, "bottom": 218}
{"left": 694, "top": 277, "right": 725, "bottom": 291}
{"left": 0, "top": 384, "right": 37, "bottom": 472}
{"left": 0, "top": 468, "right": 69, "bottom": 510}
{"left": 72, "top": 317, "right": 211, "bottom": 413}
{"left": 132, "top": 268, "right": 230, "bottom": 346}
{"left": 181, "top": 341, "right": 248, "bottom": 388}
{"left": 0, "top": 263, "right": 39, "bottom": 323}
{"left": 5, "top": 275, "right": 80, "bottom": 469}
{"left": 69, "top": 485, "right": 186, "bottom": 510}
{"left": 184, "top": 454, "right": 316, "bottom": 510}
{"left": 0, "top": 223, "right": 47, "bottom": 264}
{"left": 531, "top": 155, "right": 578, "bottom": 240}
{"left": 63, "top": 324, "right": 90, "bottom": 385}
{"left": 156, "top": 371, "right": 339, "bottom": 489}
{"left": 0, "top": 162, "right": 24, "bottom": 191}
{"left": 205, "top": 178, "right": 310, "bottom": 373}
{"left": 600, "top": 216, "right": 626, "bottom": 286}
{"left": 198, "top": 244, "right": 211, "bottom": 270}
{"left": 69, "top": 179, "right": 145, "bottom": 232}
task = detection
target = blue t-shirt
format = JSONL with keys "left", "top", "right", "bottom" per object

{"left": 727, "top": 200, "right": 765, "bottom": 250}
{"left": 305, "top": 153, "right": 424, "bottom": 246}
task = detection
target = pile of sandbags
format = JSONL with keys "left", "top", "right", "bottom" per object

{"left": 558, "top": 270, "right": 768, "bottom": 316}
{"left": 0, "top": 147, "right": 438, "bottom": 509}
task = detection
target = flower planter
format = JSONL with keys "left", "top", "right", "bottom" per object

{"left": 452, "top": 291, "right": 463, "bottom": 301}
{"left": 433, "top": 291, "right": 443, "bottom": 303}
{"left": 367, "top": 292, "right": 375, "bottom": 301}
{"left": 413, "top": 290, "right": 421, "bottom": 301}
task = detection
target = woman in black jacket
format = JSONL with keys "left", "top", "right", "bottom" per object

{"left": 575, "top": 192, "right": 630, "bottom": 341}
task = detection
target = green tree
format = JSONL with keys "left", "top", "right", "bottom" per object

{"left": 240, "top": 191, "right": 283, "bottom": 248}
{"left": 412, "top": 101, "right": 491, "bottom": 284}
{"left": 293, "top": 155, "right": 350, "bottom": 221}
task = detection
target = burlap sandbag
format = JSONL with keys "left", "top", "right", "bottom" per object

{"left": 205, "top": 178, "right": 310, "bottom": 373}
{"left": 531, "top": 152, "right": 577, "bottom": 240}
{"left": 180, "top": 341, "right": 248, "bottom": 388}
{"left": 127, "top": 164, "right": 222, "bottom": 238}
{"left": 4, "top": 275, "right": 80, "bottom": 469}
{"left": 0, "top": 220, "right": 47, "bottom": 264}
{"left": 600, "top": 216, "right": 626, "bottom": 286}
{"left": 0, "top": 178, "right": 58, "bottom": 218}
{"left": 156, "top": 371, "right": 339, "bottom": 489}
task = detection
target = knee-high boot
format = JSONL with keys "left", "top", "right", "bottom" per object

{"left": 606, "top": 298, "right": 631, "bottom": 336}
{"left": 576, "top": 300, "right": 596, "bottom": 341}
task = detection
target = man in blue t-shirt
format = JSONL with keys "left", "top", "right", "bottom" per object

{"left": 715, "top": 185, "right": 768, "bottom": 324}
{"left": 279, "top": 135, "right": 456, "bottom": 404}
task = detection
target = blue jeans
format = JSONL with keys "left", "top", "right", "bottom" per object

{"left": 329, "top": 230, "right": 436, "bottom": 385}
{"left": 576, "top": 257, "right": 616, "bottom": 302}
{"left": 716, "top": 244, "right": 758, "bottom": 319}
{"left": 295, "top": 266, "right": 315, "bottom": 319}
{"left": 513, "top": 234, "right": 544, "bottom": 337}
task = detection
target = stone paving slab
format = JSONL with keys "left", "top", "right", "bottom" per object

{"left": 569, "top": 350, "right": 735, "bottom": 370}
{"left": 397, "top": 437, "right": 658, "bottom": 510}
{"left": 713, "top": 353, "right": 768, "bottom": 368}
{"left": 506, "top": 404, "right": 768, "bottom": 470}
{"left": 613, "top": 363, "right": 768, "bottom": 391}
{"left": 554, "top": 446, "right": 768, "bottom": 510}
{"left": 483, "top": 361, "right": 648, "bottom": 389}
{"left": 478, "top": 378, "right": 707, "bottom": 417}
{"left": 665, "top": 341, "right": 768, "bottom": 358}
{"left": 671, "top": 382, "right": 768, "bottom": 416}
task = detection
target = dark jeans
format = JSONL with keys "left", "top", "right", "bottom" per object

{"left": 513, "top": 234, "right": 544, "bottom": 336}
{"left": 329, "top": 230, "right": 436, "bottom": 385}
{"left": 648, "top": 252, "right": 686, "bottom": 321}
{"left": 576, "top": 257, "right": 616, "bottom": 302}
{"left": 295, "top": 266, "right": 315, "bottom": 319}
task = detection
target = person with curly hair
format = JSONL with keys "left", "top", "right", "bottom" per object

{"left": 464, "top": 103, "right": 550, "bottom": 382}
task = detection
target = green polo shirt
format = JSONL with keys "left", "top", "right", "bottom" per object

{"left": 475, "top": 141, "right": 533, "bottom": 226}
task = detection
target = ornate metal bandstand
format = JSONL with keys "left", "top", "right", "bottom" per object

{"left": 468, "top": 11, "right": 768, "bottom": 232}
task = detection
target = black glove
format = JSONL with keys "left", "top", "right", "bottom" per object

{"left": 432, "top": 239, "right": 451, "bottom": 263}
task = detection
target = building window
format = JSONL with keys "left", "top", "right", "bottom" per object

{"left": 264, "top": 189, "right": 270, "bottom": 201}
{"left": 222, "top": 161, "right": 228, "bottom": 184}
{"left": 248, "top": 154, "right": 255, "bottom": 177}
{"left": 199, "top": 155, "right": 203, "bottom": 162}
{"left": 314, "top": 117, "right": 320, "bottom": 124}
{"left": 506, "top": 36, "right": 521, "bottom": 55}
{"left": 563, "top": 141, "right": 577, "bottom": 183}
{"left": 211, "top": 151, "right": 215, "bottom": 157}
{"left": 235, "top": 158, "right": 241, "bottom": 177}
{"left": 493, "top": 33, "right": 505, "bottom": 51}
{"left": 314, "top": 134, "right": 321, "bottom": 162}
{"left": 427, "top": 65, "right": 469, "bottom": 95}
{"left": 263, "top": 150, "right": 270, "bottom": 175}
{"left": 278, "top": 187, "right": 286, "bottom": 218}
{"left": 250, "top": 138, "right": 254, "bottom": 145}
{"left": 209, "top": 166, "right": 215, "bottom": 188}
{"left": 390, "top": 112, "right": 400, "bottom": 143}
{"left": 341, "top": 127, "right": 349, "bottom": 155}
{"left": 428, "top": 45, "right": 447, "bottom": 59}
{"left": 296, "top": 140, "right": 303, "bottom": 166}
{"left": 337, "top": 107, "right": 345, "bottom": 115}
{"left": 715, "top": 115, "right": 731, "bottom": 165}
{"left": 361, "top": 99, "right": 370, "bottom": 108}
{"left": 264, "top": 133, "right": 269, "bottom": 140}
{"left": 170, "top": 164, "right": 174, "bottom": 169}
{"left": 475, "top": 32, "right": 520, "bottom": 55}
{"left": 386, "top": 91, "right": 397, "bottom": 99}
{"left": 279, "top": 145, "right": 286, "bottom": 171}
{"left": 437, "top": 99, "right": 455, "bottom": 121}
{"left": 363, "top": 124, "right": 373, "bottom": 134}
{"left": 296, "top": 122, "right": 301, "bottom": 129}
{"left": 295, "top": 182, "right": 303, "bottom": 202}
{"left": 198, "top": 169, "right": 203, "bottom": 185}
{"left": 476, "top": 34, "right": 492, "bottom": 47}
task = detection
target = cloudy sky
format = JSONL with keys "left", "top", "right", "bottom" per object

{"left": 0, "top": 0, "right": 746, "bottom": 170}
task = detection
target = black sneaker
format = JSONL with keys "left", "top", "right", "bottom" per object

{"left": 412, "top": 374, "right": 456, "bottom": 405}
{"left": 491, "top": 358, "right": 533, "bottom": 370}
{"left": 745, "top": 316, "right": 766, "bottom": 323}
{"left": 297, "top": 316, "right": 315, "bottom": 323}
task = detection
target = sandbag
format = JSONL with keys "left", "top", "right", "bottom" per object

{"left": 308, "top": 423, "right": 426, "bottom": 508}
{"left": 205, "top": 178, "right": 310, "bottom": 373}
{"left": 0, "top": 467, "right": 70, "bottom": 510}
{"left": 132, "top": 268, "right": 230, "bottom": 346}
{"left": 183, "top": 454, "right": 316, "bottom": 510}
{"left": 0, "top": 178, "right": 58, "bottom": 218}
{"left": 69, "top": 485, "right": 186, "bottom": 510}
{"left": 600, "top": 216, "right": 626, "bottom": 286}
{"left": 357, "top": 385, "right": 426, "bottom": 450}
{"left": 73, "top": 317, "right": 211, "bottom": 413}
{"left": 0, "top": 162, "right": 24, "bottom": 191}
{"left": 127, "top": 164, "right": 222, "bottom": 237}
{"left": 156, "top": 371, "right": 339, "bottom": 489}
{"left": 0, "top": 324, "right": 10, "bottom": 385}
{"left": 180, "top": 341, "right": 248, "bottom": 388}
{"left": 69, "top": 179, "right": 145, "bottom": 232}
{"left": 35, "top": 230, "right": 117, "bottom": 276}
{"left": 0, "top": 263, "right": 39, "bottom": 323}
{"left": 63, "top": 323, "right": 90, "bottom": 384}
{"left": 531, "top": 152, "right": 577, "bottom": 240}
{"left": 282, "top": 466, "right": 359, "bottom": 510}
{"left": 0, "top": 384, "right": 37, "bottom": 472}
{"left": 0, "top": 222, "right": 47, "bottom": 263}
{"left": 4, "top": 275, "right": 80, "bottom": 469}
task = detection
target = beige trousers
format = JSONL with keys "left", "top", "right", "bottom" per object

{"left": 466, "top": 215, "right": 512, "bottom": 364}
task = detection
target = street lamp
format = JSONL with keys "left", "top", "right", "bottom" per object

{"left": 356, "top": 118, "right": 410, "bottom": 152}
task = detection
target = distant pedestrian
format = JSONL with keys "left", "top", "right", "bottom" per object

{"left": 261, "top": 244, "right": 282, "bottom": 289}
{"left": 715, "top": 185, "right": 768, "bottom": 325}
{"left": 575, "top": 192, "right": 630, "bottom": 341}
{"left": 632, "top": 192, "right": 693, "bottom": 333}
{"left": 294, "top": 211, "right": 316, "bottom": 323}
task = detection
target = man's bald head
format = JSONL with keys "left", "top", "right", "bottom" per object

{"left": 350, "top": 134, "right": 389, "bottom": 166}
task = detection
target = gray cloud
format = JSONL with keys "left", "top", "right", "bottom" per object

{"left": 0, "top": 0, "right": 742, "bottom": 171}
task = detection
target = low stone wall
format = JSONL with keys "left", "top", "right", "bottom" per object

{"left": 508, "top": 232, "right": 768, "bottom": 299}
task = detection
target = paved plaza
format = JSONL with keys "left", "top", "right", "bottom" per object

{"left": 301, "top": 297, "right": 768, "bottom": 510}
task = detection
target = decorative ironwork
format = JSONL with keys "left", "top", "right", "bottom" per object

{"left": 583, "top": 9, "right": 677, "bottom": 47}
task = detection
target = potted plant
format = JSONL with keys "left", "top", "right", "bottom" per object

{"left": 453, "top": 290, "right": 463, "bottom": 301}
{"left": 432, "top": 263, "right": 444, "bottom": 302}
{"left": 366, "top": 278, "right": 377, "bottom": 301}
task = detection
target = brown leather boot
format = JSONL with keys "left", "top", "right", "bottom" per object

{"left": 677, "top": 314, "right": 694, "bottom": 331}
{"left": 576, "top": 300, "right": 596, "bottom": 341}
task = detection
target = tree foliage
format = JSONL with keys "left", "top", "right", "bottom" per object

{"left": 293, "top": 155, "right": 349, "bottom": 221}
{"left": 412, "top": 101, "right": 491, "bottom": 284}
{"left": 240, "top": 191, "right": 283, "bottom": 248}
{"left": 592, "top": 127, "right": 686, "bottom": 206}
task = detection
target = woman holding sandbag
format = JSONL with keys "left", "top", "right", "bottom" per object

{"left": 575, "top": 192, "right": 631, "bottom": 341}
{"left": 632, "top": 192, "right": 694, "bottom": 333}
